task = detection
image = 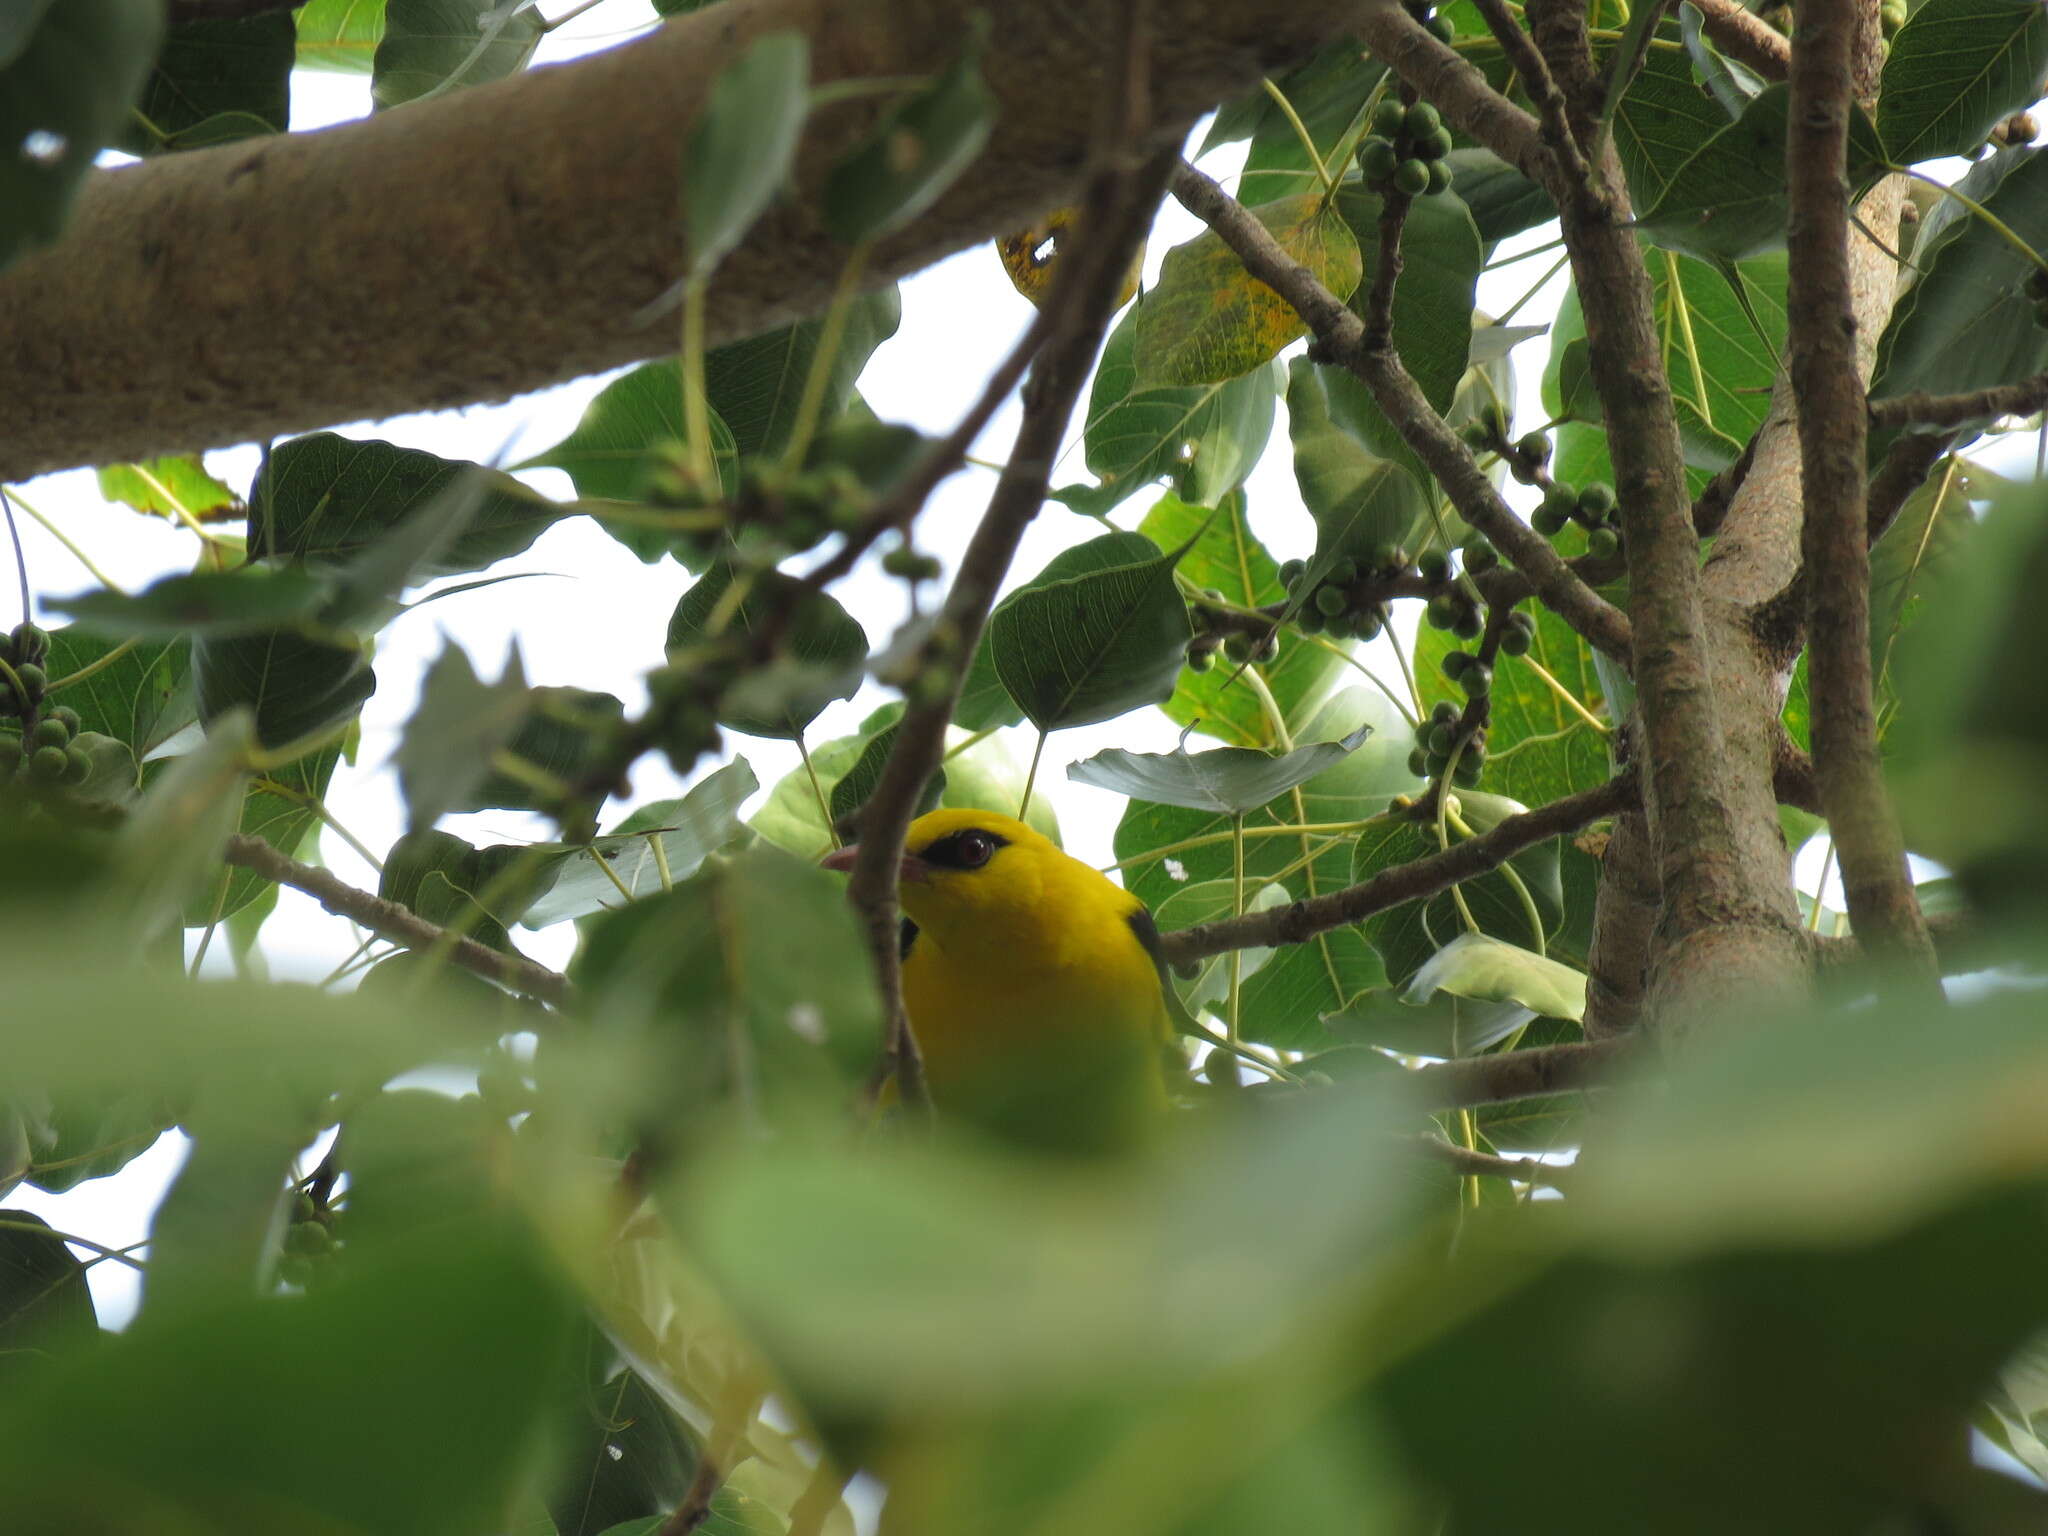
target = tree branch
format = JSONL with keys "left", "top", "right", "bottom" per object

{"left": 1414, "top": 1134, "right": 1577, "bottom": 1188}
{"left": 1468, "top": 0, "right": 1592, "bottom": 187}
{"left": 1159, "top": 775, "right": 1635, "bottom": 963}
{"left": 1410, "top": 1038, "right": 1630, "bottom": 1106}
{"left": 1866, "top": 430, "right": 1955, "bottom": 546}
{"left": 220, "top": 832, "right": 574, "bottom": 1008}
{"left": 1685, "top": 0, "right": 1792, "bottom": 80}
{"left": 1786, "top": 0, "right": 1938, "bottom": 983}
{"left": 848, "top": 106, "right": 1178, "bottom": 1106}
{"left": 1353, "top": 0, "right": 1554, "bottom": 188}
{"left": 167, "top": 0, "right": 301, "bottom": 19}
{"left": 1868, "top": 373, "right": 2048, "bottom": 431}
{"left": 0, "top": 0, "right": 1364, "bottom": 482}
{"left": 1168, "top": 161, "right": 1633, "bottom": 664}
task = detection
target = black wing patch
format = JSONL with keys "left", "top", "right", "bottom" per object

{"left": 900, "top": 916, "right": 920, "bottom": 961}
{"left": 1126, "top": 907, "right": 1172, "bottom": 995}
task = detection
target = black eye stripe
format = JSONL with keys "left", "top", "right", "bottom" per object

{"left": 918, "top": 828, "right": 1008, "bottom": 869}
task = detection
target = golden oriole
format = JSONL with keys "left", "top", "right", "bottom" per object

{"left": 824, "top": 808, "right": 1176, "bottom": 1152}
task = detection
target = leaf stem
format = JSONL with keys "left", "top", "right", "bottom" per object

{"left": 1516, "top": 653, "right": 1610, "bottom": 732}
{"left": 3, "top": 486, "right": 121, "bottom": 592}
{"left": 1260, "top": 78, "right": 1336, "bottom": 198}
{"left": 680, "top": 276, "right": 717, "bottom": 488}
{"left": 1017, "top": 727, "right": 1048, "bottom": 820}
{"left": 0, "top": 1218, "right": 148, "bottom": 1272}
{"left": 797, "top": 734, "right": 837, "bottom": 848}
{"left": 782, "top": 242, "right": 872, "bottom": 469}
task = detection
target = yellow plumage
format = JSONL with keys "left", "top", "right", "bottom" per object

{"left": 834, "top": 808, "right": 1175, "bottom": 1152}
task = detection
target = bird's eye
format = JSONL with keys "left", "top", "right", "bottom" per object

{"left": 957, "top": 830, "right": 996, "bottom": 867}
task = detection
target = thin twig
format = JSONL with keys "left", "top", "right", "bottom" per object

{"left": 849, "top": 9, "right": 1174, "bottom": 1112}
{"left": 1413, "top": 1134, "right": 1578, "bottom": 1188}
{"left": 1866, "top": 429, "right": 1955, "bottom": 545}
{"left": 220, "top": 833, "right": 573, "bottom": 1008}
{"left": 1169, "top": 160, "right": 1632, "bottom": 664}
{"left": 1685, "top": 0, "right": 1791, "bottom": 80}
{"left": 1785, "top": 0, "right": 1938, "bottom": 985}
{"left": 1159, "top": 775, "right": 1634, "bottom": 962}
{"left": 1868, "top": 372, "right": 2048, "bottom": 432}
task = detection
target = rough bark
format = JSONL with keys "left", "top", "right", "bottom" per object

{"left": 0, "top": 0, "right": 1360, "bottom": 482}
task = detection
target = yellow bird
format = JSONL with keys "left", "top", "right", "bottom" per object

{"left": 824, "top": 808, "right": 1177, "bottom": 1153}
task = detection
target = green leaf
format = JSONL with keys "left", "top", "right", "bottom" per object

{"left": 520, "top": 758, "right": 759, "bottom": 928}
{"left": 1285, "top": 358, "right": 1434, "bottom": 583}
{"left": 1329, "top": 182, "right": 1483, "bottom": 428}
{"left": 112, "top": 714, "right": 253, "bottom": 950}
{"left": 704, "top": 288, "right": 901, "bottom": 460}
{"left": 826, "top": 719, "right": 944, "bottom": 835}
{"left": 1880, "top": 0, "right": 2048, "bottom": 164}
{"left": 1444, "top": 148, "right": 1554, "bottom": 243}
{"left": 1059, "top": 299, "right": 1278, "bottom": 517}
{"left": 188, "top": 742, "right": 343, "bottom": 928}
{"left": 1873, "top": 146, "right": 2048, "bottom": 409}
{"left": 1232, "top": 41, "right": 1385, "bottom": 207}
{"left": 1139, "top": 490, "right": 1340, "bottom": 748}
{"left": 821, "top": 29, "right": 994, "bottom": 244}
{"left": 380, "top": 827, "right": 558, "bottom": 949}
{"left": 250, "top": 433, "right": 567, "bottom": 582}
{"left": 571, "top": 845, "right": 883, "bottom": 1129}
{"left": 1116, "top": 689, "right": 1419, "bottom": 1049}
{"left": 1323, "top": 984, "right": 1535, "bottom": 1058}
{"left": 96, "top": 455, "right": 239, "bottom": 520}
{"left": 393, "top": 642, "right": 533, "bottom": 830}
{"left": 1415, "top": 604, "right": 1612, "bottom": 808}
{"left": 1070, "top": 727, "right": 1371, "bottom": 815}
{"left": 51, "top": 566, "right": 331, "bottom": 639}
{"left": 752, "top": 711, "right": 1058, "bottom": 856}
{"left": 684, "top": 32, "right": 809, "bottom": 276}
{"left": 295, "top": 0, "right": 385, "bottom": 72}
{"left": 0, "top": 1209, "right": 97, "bottom": 1380}
{"left": 1403, "top": 931, "right": 1586, "bottom": 1021}
{"left": 985, "top": 531, "right": 1193, "bottom": 732}
{"left": 1134, "top": 193, "right": 1363, "bottom": 388}
{"left": 517, "top": 360, "right": 735, "bottom": 562}
{"left": 25, "top": 1087, "right": 173, "bottom": 1194}
{"left": 548, "top": 1366, "right": 699, "bottom": 1536}
{"left": 0, "top": 1091, "right": 574, "bottom": 1533}
{"left": 1636, "top": 86, "right": 1886, "bottom": 262}
{"left": 1610, "top": 42, "right": 1733, "bottom": 214}
{"left": 371, "top": 0, "right": 541, "bottom": 108}
{"left": 193, "top": 628, "right": 375, "bottom": 748}
{"left": 0, "top": 0, "right": 162, "bottom": 273}
{"left": 1546, "top": 250, "right": 1786, "bottom": 476}
{"left": 667, "top": 565, "right": 867, "bottom": 740}
{"left": 1151, "top": 877, "right": 1292, "bottom": 1015}
{"left": 119, "top": 9, "right": 294, "bottom": 155}
{"left": 460, "top": 686, "right": 627, "bottom": 814}
{"left": 1870, "top": 451, "right": 1977, "bottom": 693}
{"left": 1351, "top": 790, "right": 1563, "bottom": 986}
{"left": 43, "top": 630, "right": 194, "bottom": 766}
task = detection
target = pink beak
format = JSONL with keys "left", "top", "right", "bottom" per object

{"left": 819, "top": 844, "right": 931, "bottom": 883}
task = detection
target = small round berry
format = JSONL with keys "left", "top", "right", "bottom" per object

{"left": 1463, "top": 542, "right": 1498, "bottom": 574}
{"left": 1577, "top": 481, "right": 1617, "bottom": 518}
{"left": 1587, "top": 527, "right": 1621, "bottom": 560}
{"left": 1278, "top": 558, "right": 1307, "bottom": 589}
{"left": 1425, "top": 594, "right": 1459, "bottom": 630}
{"left": 1516, "top": 431, "right": 1552, "bottom": 466}
{"left": 30, "top": 744, "right": 67, "bottom": 782}
{"left": 1315, "top": 585, "right": 1350, "bottom": 617}
{"left": 1425, "top": 160, "right": 1455, "bottom": 195}
{"left": 1405, "top": 102, "right": 1442, "bottom": 137}
{"left": 1417, "top": 549, "right": 1450, "bottom": 584}
{"left": 1419, "top": 126, "right": 1456, "bottom": 162}
{"left": 1394, "top": 158, "right": 1431, "bottom": 196}
{"left": 1357, "top": 136, "right": 1399, "bottom": 184}
{"left": 32, "top": 716, "right": 69, "bottom": 749}
{"left": 1407, "top": 747, "right": 1431, "bottom": 778}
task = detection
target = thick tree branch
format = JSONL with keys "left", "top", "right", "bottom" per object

{"left": 1159, "top": 775, "right": 1635, "bottom": 963}
{"left": 1169, "top": 162, "right": 1633, "bottom": 664}
{"left": 848, "top": 125, "right": 1177, "bottom": 1105}
{"left": 1868, "top": 373, "right": 2048, "bottom": 431}
{"left": 1685, "top": 0, "right": 1792, "bottom": 80}
{"left": 220, "top": 832, "right": 574, "bottom": 1008}
{"left": 1786, "top": 0, "right": 1938, "bottom": 983}
{"left": 1410, "top": 1038, "right": 1631, "bottom": 1107}
{"left": 1810, "top": 908, "right": 1979, "bottom": 975}
{"left": 0, "top": 0, "right": 1362, "bottom": 482}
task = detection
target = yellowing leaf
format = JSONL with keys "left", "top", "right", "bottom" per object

{"left": 1132, "top": 193, "right": 1362, "bottom": 388}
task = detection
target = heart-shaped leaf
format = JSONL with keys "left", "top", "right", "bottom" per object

{"left": 683, "top": 32, "right": 809, "bottom": 277}
{"left": 1069, "top": 727, "right": 1370, "bottom": 816}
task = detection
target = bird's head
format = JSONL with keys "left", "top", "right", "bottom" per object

{"left": 821, "top": 808, "right": 1053, "bottom": 945}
